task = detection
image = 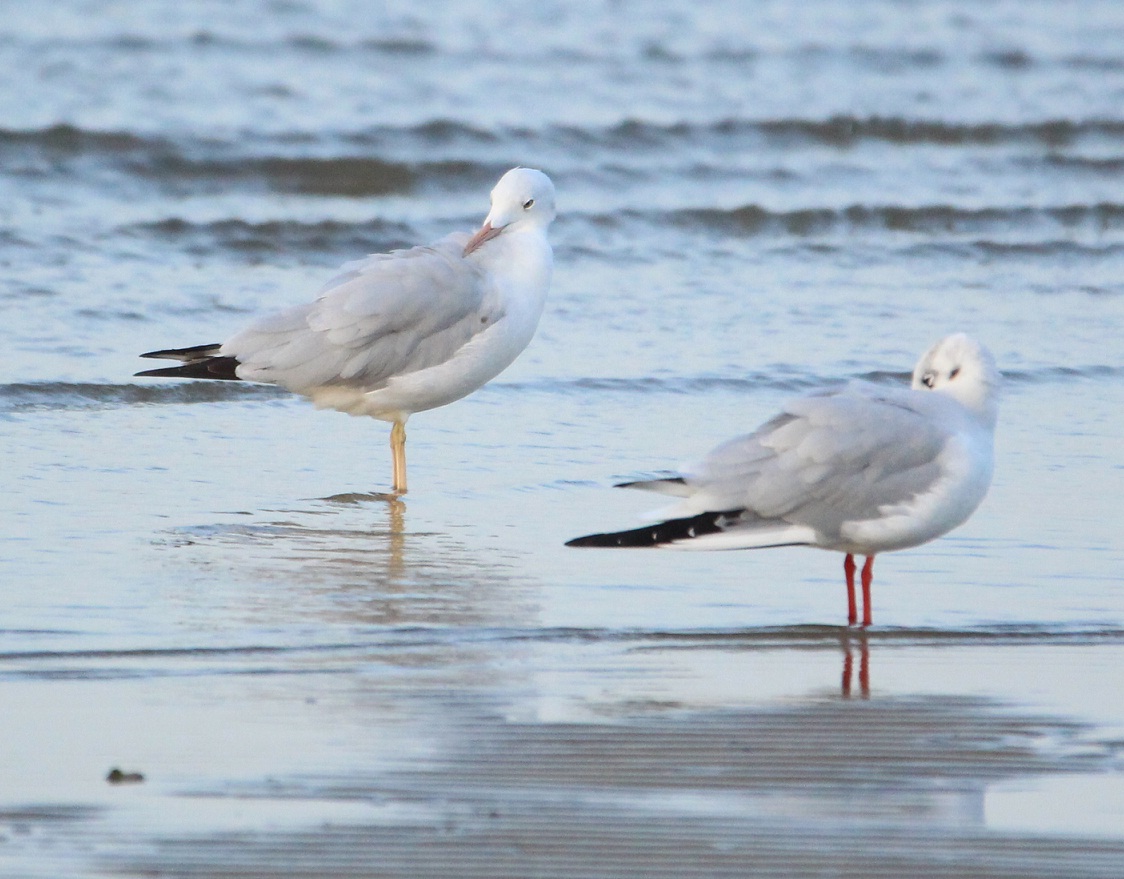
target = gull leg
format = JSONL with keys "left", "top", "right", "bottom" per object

{"left": 390, "top": 420, "right": 407, "bottom": 495}
{"left": 843, "top": 553, "right": 857, "bottom": 626}
{"left": 861, "top": 555, "right": 875, "bottom": 628}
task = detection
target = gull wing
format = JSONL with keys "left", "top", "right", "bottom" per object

{"left": 223, "top": 233, "right": 501, "bottom": 392}
{"left": 678, "top": 383, "right": 956, "bottom": 538}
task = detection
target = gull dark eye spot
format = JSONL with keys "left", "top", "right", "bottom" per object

{"left": 949, "top": 367, "right": 961, "bottom": 380}
{"left": 522, "top": 198, "right": 535, "bottom": 210}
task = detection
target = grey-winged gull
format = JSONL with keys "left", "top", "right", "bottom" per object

{"left": 137, "top": 167, "right": 556, "bottom": 494}
{"left": 567, "top": 334, "right": 1000, "bottom": 627}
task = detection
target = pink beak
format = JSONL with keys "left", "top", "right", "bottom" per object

{"left": 463, "top": 221, "right": 503, "bottom": 256}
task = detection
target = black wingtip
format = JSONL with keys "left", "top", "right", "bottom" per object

{"left": 565, "top": 509, "right": 745, "bottom": 548}
{"left": 134, "top": 356, "right": 242, "bottom": 381}
{"left": 139, "top": 343, "right": 224, "bottom": 361}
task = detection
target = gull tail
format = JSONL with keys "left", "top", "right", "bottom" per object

{"left": 566, "top": 508, "right": 816, "bottom": 551}
{"left": 136, "top": 343, "right": 242, "bottom": 381}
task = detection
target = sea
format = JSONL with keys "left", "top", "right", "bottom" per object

{"left": 2, "top": 1, "right": 1123, "bottom": 876}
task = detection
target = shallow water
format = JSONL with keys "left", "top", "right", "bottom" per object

{"left": 2, "top": 1, "right": 1124, "bottom": 876}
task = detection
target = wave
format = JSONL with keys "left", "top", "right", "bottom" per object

{"left": 482, "top": 622, "right": 1124, "bottom": 648}
{"left": 8, "top": 115, "right": 1124, "bottom": 166}
{"left": 126, "top": 156, "right": 487, "bottom": 197}
{"left": 0, "top": 123, "right": 498, "bottom": 196}
{"left": 2, "top": 119, "right": 498, "bottom": 149}
{"left": 902, "top": 240, "right": 1124, "bottom": 260}
{"left": 127, "top": 202, "right": 1124, "bottom": 259}
{"left": 662, "top": 202, "right": 1124, "bottom": 237}
{"left": 3, "top": 624, "right": 1119, "bottom": 666}
{"left": 553, "top": 116, "right": 1124, "bottom": 149}
{"left": 496, "top": 364, "right": 1124, "bottom": 397}
{"left": 13, "top": 26, "right": 1124, "bottom": 74}
{"left": 6, "top": 116, "right": 1124, "bottom": 206}
{"left": 9, "top": 30, "right": 439, "bottom": 55}
{"left": 129, "top": 155, "right": 417, "bottom": 197}
{"left": 1000, "top": 364, "right": 1124, "bottom": 385}
{"left": 133, "top": 217, "right": 418, "bottom": 258}
{"left": 5, "top": 362, "right": 1118, "bottom": 416}
{"left": 1040, "top": 153, "right": 1124, "bottom": 173}
{"left": 500, "top": 372, "right": 827, "bottom": 396}
{"left": 0, "top": 123, "right": 155, "bottom": 153}
{"left": 0, "top": 381, "right": 288, "bottom": 412}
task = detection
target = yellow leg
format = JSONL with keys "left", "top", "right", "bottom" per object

{"left": 390, "top": 420, "right": 407, "bottom": 494}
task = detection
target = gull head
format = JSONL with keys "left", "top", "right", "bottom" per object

{"left": 464, "top": 167, "right": 556, "bottom": 255}
{"left": 912, "top": 333, "right": 1001, "bottom": 426}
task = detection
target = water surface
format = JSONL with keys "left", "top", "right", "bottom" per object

{"left": 2, "top": 1, "right": 1123, "bottom": 876}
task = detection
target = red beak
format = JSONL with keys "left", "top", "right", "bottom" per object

{"left": 464, "top": 222, "right": 503, "bottom": 255}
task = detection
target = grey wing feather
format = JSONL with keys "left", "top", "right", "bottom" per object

{"left": 223, "top": 233, "right": 496, "bottom": 390}
{"left": 684, "top": 384, "right": 952, "bottom": 535}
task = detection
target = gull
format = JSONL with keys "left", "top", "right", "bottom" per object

{"left": 137, "top": 167, "right": 556, "bottom": 494}
{"left": 567, "top": 334, "right": 1000, "bottom": 626}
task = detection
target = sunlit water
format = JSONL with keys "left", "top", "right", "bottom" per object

{"left": 2, "top": 1, "right": 1124, "bottom": 876}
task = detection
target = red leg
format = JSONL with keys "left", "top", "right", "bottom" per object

{"left": 842, "top": 646, "right": 853, "bottom": 697}
{"left": 861, "top": 555, "right": 875, "bottom": 628}
{"left": 843, "top": 554, "right": 857, "bottom": 626}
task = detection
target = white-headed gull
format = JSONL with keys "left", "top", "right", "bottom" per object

{"left": 138, "top": 167, "right": 556, "bottom": 494}
{"left": 567, "top": 334, "right": 1000, "bottom": 626}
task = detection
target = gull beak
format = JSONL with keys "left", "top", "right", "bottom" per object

{"left": 464, "top": 221, "right": 504, "bottom": 256}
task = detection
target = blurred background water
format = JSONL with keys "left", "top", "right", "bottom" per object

{"left": 2, "top": 1, "right": 1124, "bottom": 876}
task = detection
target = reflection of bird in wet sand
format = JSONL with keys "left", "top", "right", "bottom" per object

{"left": 568, "top": 335, "right": 1000, "bottom": 627}
{"left": 841, "top": 631, "right": 870, "bottom": 698}
{"left": 137, "top": 168, "right": 556, "bottom": 495}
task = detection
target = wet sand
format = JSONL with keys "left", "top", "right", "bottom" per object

{"left": 3, "top": 625, "right": 1124, "bottom": 878}
{"left": 3, "top": 396, "right": 1124, "bottom": 876}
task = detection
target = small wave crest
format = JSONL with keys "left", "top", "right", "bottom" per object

{"left": 130, "top": 155, "right": 417, "bottom": 197}
{"left": 129, "top": 155, "right": 490, "bottom": 197}
{"left": 544, "top": 116, "right": 1124, "bottom": 150}
{"left": 662, "top": 202, "right": 1124, "bottom": 238}
{"left": 0, "top": 381, "right": 288, "bottom": 413}
{"left": 1042, "top": 153, "right": 1124, "bottom": 173}
{"left": 11, "top": 115, "right": 1123, "bottom": 177}
{"left": 1001, "top": 364, "right": 1124, "bottom": 385}
{"left": 498, "top": 373, "right": 852, "bottom": 396}
{"left": 0, "top": 121, "right": 501, "bottom": 157}
{"left": 5, "top": 623, "right": 1116, "bottom": 665}
{"left": 0, "top": 122, "right": 501, "bottom": 196}
{"left": 133, "top": 217, "right": 417, "bottom": 259}
{"left": 481, "top": 622, "right": 1124, "bottom": 648}
{"left": 6, "top": 365, "right": 1109, "bottom": 416}
{"left": 0, "top": 122, "right": 154, "bottom": 153}
{"left": 498, "top": 363, "right": 1121, "bottom": 398}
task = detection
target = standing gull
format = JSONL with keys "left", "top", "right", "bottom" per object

{"left": 567, "top": 334, "right": 1000, "bottom": 627}
{"left": 137, "top": 167, "right": 556, "bottom": 494}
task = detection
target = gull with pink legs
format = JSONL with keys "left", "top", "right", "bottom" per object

{"left": 567, "top": 334, "right": 1000, "bottom": 627}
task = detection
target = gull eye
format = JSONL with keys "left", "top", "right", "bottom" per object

{"left": 921, "top": 372, "right": 936, "bottom": 388}
{"left": 522, "top": 198, "right": 535, "bottom": 210}
{"left": 949, "top": 367, "right": 961, "bottom": 380}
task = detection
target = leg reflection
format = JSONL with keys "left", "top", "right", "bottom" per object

{"left": 387, "top": 497, "right": 405, "bottom": 580}
{"left": 841, "top": 630, "right": 870, "bottom": 699}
